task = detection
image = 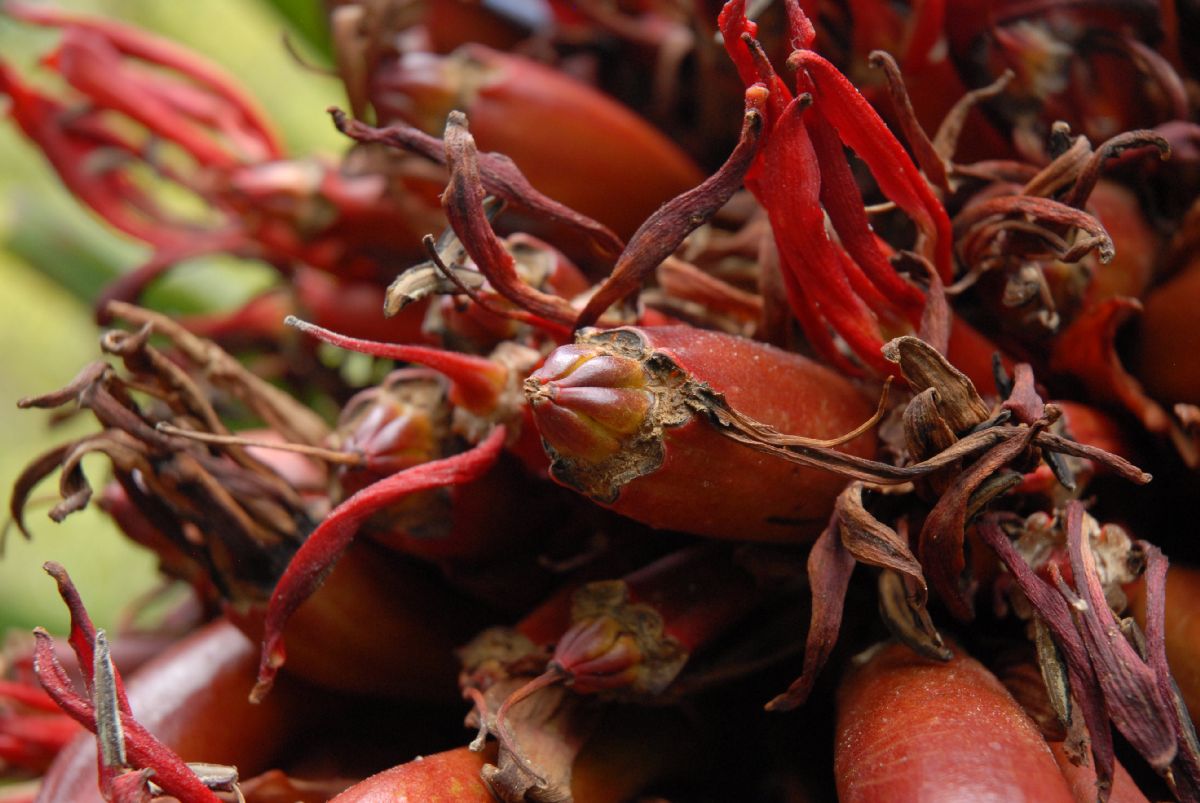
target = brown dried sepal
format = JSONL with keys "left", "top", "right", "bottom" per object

{"left": 883, "top": 336, "right": 991, "bottom": 434}
{"left": 466, "top": 674, "right": 596, "bottom": 803}
{"left": 458, "top": 627, "right": 547, "bottom": 693}
{"left": 525, "top": 328, "right": 697, "bottom": 505}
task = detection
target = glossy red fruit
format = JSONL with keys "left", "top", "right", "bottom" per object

{"left": 835, "top": 642, "right": 1075, "bottom": 803}
{"left": 525, "top": 326, "right": 878, "bottom": 541}
{"left": 370, "top": 45, "right": 703, "bottom": 239}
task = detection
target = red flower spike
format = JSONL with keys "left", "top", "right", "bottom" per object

{"left": 5, "top": 1, "right": 282, "bottom": 162}
{"left": 286, "top": 316, "right": 510, "bottom": 417}
{"left": 0, "top": 62, "right": 186, "bottom": 249}
{"left": 757, "top": 99, "right": 891, "bottom": 375}
{"left": 719, "top": 0, "right": 956, "bottom": 373}
{"left": 253, "top": 426, "right": 507, "bottom": 702}
{"left": 786, "top": 47, "right": 953, "bottom": 283}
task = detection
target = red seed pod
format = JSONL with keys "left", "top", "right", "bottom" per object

{"left": 524, "top": 326, "right": 878, "bottom": 541}
{"left": 332, "top": 746, "right": 498, "bottom": 803}
{"left": 835, "top": 642, "right": 1075, "bottom": 803}
{"left": 548, "top": 544, "right": 772, "bottom": 695}
{"left": 369, "top": 45, "right": 704, "bottom": 238}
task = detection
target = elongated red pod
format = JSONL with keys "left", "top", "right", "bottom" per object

{"left": 524, "top": 326, "right": 877, "bottom": 541}
{"left": 835, "top": 642, "right": 1074, "bottom": 803}
{"left": 332, "top": 746, "right": 497, "bottom": 803}
{"left": 370, "top": 46, "right": 703, "bottom": 239}
{"left": 37, "top": 620, "right": 298, "bottom": 803}
{"left": 335, "top": 707, "right": 703, "bottom": 802}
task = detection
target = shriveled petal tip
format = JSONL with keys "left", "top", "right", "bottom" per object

{"left": 767, "top": 514, "right": 854, "bottom": 711}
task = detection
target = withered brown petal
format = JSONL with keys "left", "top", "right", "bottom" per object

{"left": 330, "top": 108, "right": 624, "bottom": 261}
{"left": 882, "top": 336, "right": 990, "bottom": 433}
{"left": 877, "top": 569, "right": 951, "bottom": 662}
{"left": 975, "top": 517, "right": 1116, "bottom": 798}
{"left": 574, "top": 86, "right": 766, "bottom": 329}
{"left": 1061, "top": 503, "right": 1177, "bottom": 773}
{"left": 1002, "top": 364, "right": 1046, "bottom": 425}
{"left": 441, "top": 112, "right": 579, "bottom": 327}
{"left": 919, "top": 428, "right": 1036, "bottom": 620}
{"left": 1141, "top": 543, "right": 1200, "bottom": 797}
{"left": 9, "top": 442, "right": 74, "bottom": 539}
{"left": 766, "top": 513, "right": 855, "bottom": 711}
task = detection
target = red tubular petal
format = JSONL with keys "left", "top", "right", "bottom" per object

{"left": 253, "top": 427, "right": 506, "bottom": 701}
{"left": 0, "top": 680, "right": 61, "bottom": 714}
{"left": 33, "top": 631, "right": 222, "bottom": 802}
{"left": 51, "top": 31, "right": 237, "bottom": 169}
{"left": 286, "top": 317, "right": 509, "bottom": 415}
{"left": 6, "top": 1, "right": 282, "bottom": 159}
{"left": 41, "top": 562, "right": 130, "bottom": 715}
{"left": 757, "top": 100, "right": 889, "bottom": 373}
{"left": 807, "top": 111, "right": 925, "bottom": 318}
{"left": 789, "top": 51, "right": 954, "bottom": 283}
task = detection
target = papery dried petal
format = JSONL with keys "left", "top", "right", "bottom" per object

{"left": 766, "top": 513, "right": 855, "bottom": 711}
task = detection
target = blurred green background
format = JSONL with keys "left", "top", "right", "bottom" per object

{"left": 0, "top": 0, "right": 344, "bottom": 634}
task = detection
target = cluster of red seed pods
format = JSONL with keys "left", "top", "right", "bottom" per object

{"left": 5, "top": 0, "right": 1200, "bottom": 800}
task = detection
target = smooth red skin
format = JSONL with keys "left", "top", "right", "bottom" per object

{"left": 1048, "top": 741, "right": 1149, "bottom": 803}
{"left": 332, "top": 746, "right": 497, "bottom": 803}
{"left": 334, "top": 709, "right": 701, "bottom": 802}
{"left": 1128, "top": 565, "right": 1200, "bottom": 725}
{"left": 1137, "top": 257, "right": 1200, "bottom": 405}
{"left": 370, "top": 45, "right": 703, "bottom": 239}
{"left": 583, "top": 327, "right": 876, "bottom": 542}
{"left": 36, "top": 620, "right": 298, "bottom": 803}
{"left": 228, "top": 541, "right": 487, "bottom": 702}
{"left": 835, "top": 643, "right": 1074, "bottom": 803}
